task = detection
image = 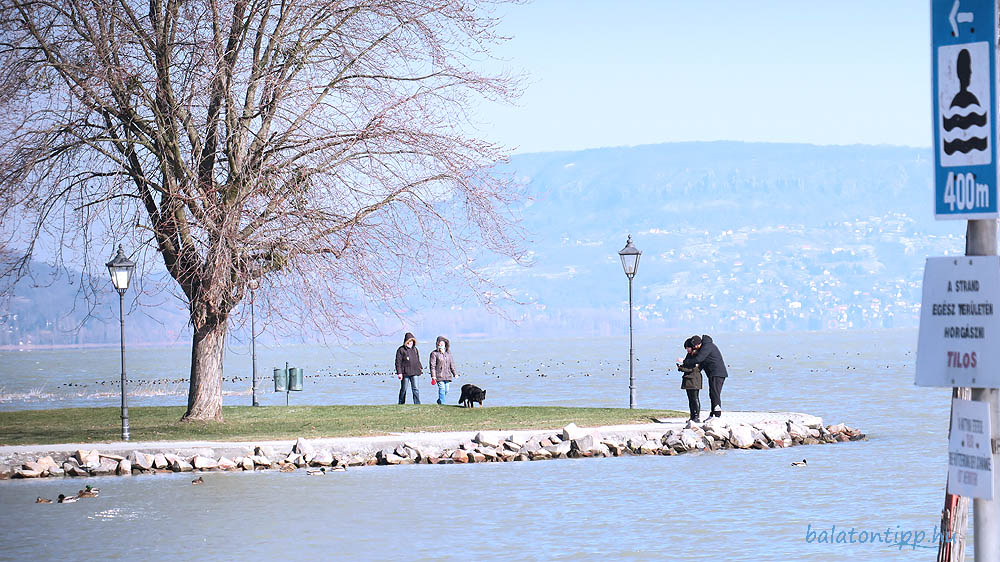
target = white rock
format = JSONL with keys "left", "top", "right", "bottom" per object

{"left": 474, "top": 432, "right": 500, "bottom": 448}
{"left": 36, "top": 456, "right": 58, "bottom": 471}
{"left": 240, "top": 457, "right": 255, "bottom": 471}
{"left": 561, "top": 423, "right": 587, "bottom": 441}
{"left": 293, "top": 438, "right": 315, "bottom": 456}
{"left": 729, "top": 424, "right": 754, "bottom": 449}
{"left": 75, "top": 449, "right": 99, "bottom": 465}
{"left": 217, "top": 457, "right": 238, "bottom": 471}
{"left": 639, "top": 440, "right": 660, "bottom": 455}
{"left": 23, "top": 461, "right": 47, "bottom": 474}
{"left": 129, "top": 451, "right": 153, "bottom": 470}
{"left": 94, "top": 458, "right": 119, "bottom": 475}
{"left": 704, "top": 425, "right": 731, "bottom": 442}
{"left": 571, "top": 434, "right": 597, "bottom": 452}
{"left": 827, "top": 423, "right": 848, "bottom": 435}
{"left": 544, "top": 441, "right": 572, "bottom": 455}
{"left": 192, "top": 456, "right": 218, "bottom": 470}
{"left": 117, "top": 459, "right": 132, "bottom": 475}
{"left": 311, "top": 450, "right": 334, "bottom": 466}
{"left": 680, "top": 429, "right": 705, "bottom": 450}
{"left": 758, "top": 422, "right": 790, "bottom": 443}
{"left": 152, "top": 453, "right": 169, "bottom": 469}
{"left": 805, "top": 417, "right": 824, "bottom": 429}
{"left": 787, "top": 421, "right": 810, "bottom": 440}
{"left": 16, "top": 468, "right": 42, "bottom": 478}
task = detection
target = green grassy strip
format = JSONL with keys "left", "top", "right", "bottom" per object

{"left": 0, "top": 405, "right": 686, "bottom": 446}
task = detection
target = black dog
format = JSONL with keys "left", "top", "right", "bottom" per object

{"left": 458, "top": 384, "right": 486, "bottom": 408}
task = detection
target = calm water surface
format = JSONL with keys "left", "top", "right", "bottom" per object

{"left": 0, "top": 329, "right": 966, "bottom": 560}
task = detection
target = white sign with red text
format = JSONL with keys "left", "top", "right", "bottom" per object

{"left": 916, "top": 256, "right": 1000, "bottom": 388}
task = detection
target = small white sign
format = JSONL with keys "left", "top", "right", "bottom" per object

{"left": 916, "top": 256, "right": 1000, "bottom": 388}
{"left": 948, "top": 398, "right": 995, "bottom": 500}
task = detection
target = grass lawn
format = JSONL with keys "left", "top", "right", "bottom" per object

{"left": 0, "top": 405, "right": 686, "bottom": 446}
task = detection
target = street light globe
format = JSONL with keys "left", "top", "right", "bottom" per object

{"left": 106, "top": 245, "right": 136, "bottom": 295}
{"left": 618, "top": 235, "right": 641, "bottom": 279}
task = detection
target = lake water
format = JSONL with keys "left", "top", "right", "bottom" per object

{"left": 0, "top": 329, "right": 972, "bottom": 560}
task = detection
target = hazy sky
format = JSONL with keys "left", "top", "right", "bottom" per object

{"left": 477, "top": 1, "right": 931, "bottom": 154}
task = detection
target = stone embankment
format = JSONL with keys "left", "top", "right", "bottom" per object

{"left": 0, "top": 413, "right": 865, "bottom": 479}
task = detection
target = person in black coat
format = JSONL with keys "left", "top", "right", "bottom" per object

{"left": 689, "top": 334, "right": 728, "bottom": 418}
{"left": 395, "top": 332, "right": 423, "bottom": 404}
{"left": 676, "top": 337, "right": 703, "bottom": 422}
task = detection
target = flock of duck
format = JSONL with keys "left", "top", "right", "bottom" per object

{"left": 35, "top": 484, "right": 99, "bottom": 504}
{"left": 32, "top": 467, "right": 349, "bottom": 502}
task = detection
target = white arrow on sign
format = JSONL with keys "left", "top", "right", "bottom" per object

{"left": 950, "top": 0, "right": 975, "bottom": 36}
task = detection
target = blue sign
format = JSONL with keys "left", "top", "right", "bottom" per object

{"left": 932, "top": 0, "right": 998, "bottom": 219}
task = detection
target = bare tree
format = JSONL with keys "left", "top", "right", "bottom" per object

{"left": 0, "top": 0, "right": 524, "bottom": 421}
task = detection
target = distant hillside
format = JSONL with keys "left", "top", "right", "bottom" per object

{"left": 485, "top": 142, "right": 954, "bottom": 336}
{"left": 2, "top": 142, "right": 957, "bottom": 345}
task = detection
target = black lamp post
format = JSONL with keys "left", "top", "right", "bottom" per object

{"left": 248, "top": 278, "right": 260, "bottom": 407}
{"left": 106, "top": 245, "right": 135, "bottom": 441}
{"left": 618, "top": 235, "right": 641, "bottom": 409}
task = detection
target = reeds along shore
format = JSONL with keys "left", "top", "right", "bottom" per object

{"left": 5, "top": 418, "right": 864, "bottom": 479}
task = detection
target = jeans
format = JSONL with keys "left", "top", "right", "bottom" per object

{"left": 436, "top": 380, "right": 451, "bottom": 404}
{"left": 399, "top": 376, "right": 420, "bottom": 404}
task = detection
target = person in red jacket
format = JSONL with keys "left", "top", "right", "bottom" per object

{"left": 395, "top": 332, "right": 423, "bottom": 404}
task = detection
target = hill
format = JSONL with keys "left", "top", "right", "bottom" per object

{"left": 1, "top": 141, "right": 957, "bottom": 345}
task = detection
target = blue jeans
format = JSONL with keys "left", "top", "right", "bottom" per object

{"left": 436, "top": 380, "right": 450, "bottom": 404}
{"left": 399, "top": 376, "right": 420, "bottom": 404}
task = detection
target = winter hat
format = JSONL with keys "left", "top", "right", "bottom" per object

{"left": 403, "top": 332, "right": 416, "bottom": 345}
{"left": 690, "top": 335, "right": 702, "bottom": 347}
{"left": 435, "top": 336, "right": 450, "bottom": 351}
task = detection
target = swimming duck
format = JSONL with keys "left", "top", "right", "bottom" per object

{"left": 330, "top": 465, "right": 346, "bottom": 472}
{"left": 57, "top": 494, "right": 78, "bottom": 503}
{"left": 191, "top": 476, "right": 204, "bottom": 485}
{"left": 791, "top": 459, "right": 808, "bottom": 467}
{"left": 35, "top": 497, "right": 52, "bottom": 504}
{"left": 306, "top": 468, "right": 326, "bottom": 476}
{"left": 279, "top": 464, "right": 296, "bottom": 473}
{"left": 77, "top": 485, "right": 99, "bottom": 498}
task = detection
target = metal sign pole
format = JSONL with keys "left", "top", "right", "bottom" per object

{"left": 966, "top": 220, "right": 997, "bottom": 562}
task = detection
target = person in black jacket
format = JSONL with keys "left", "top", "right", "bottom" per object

{"left": 395, "top": 332, "right": 423, "bottom": 404}
{"left": 689, "top": 334, "right": 728, "bottom": 418}
{"left": 676, "top": 337, "right": 703, "bottom": 422}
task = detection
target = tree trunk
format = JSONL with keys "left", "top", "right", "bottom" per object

{"left": 181, "top": 316, "right": 227, "bottom": 421}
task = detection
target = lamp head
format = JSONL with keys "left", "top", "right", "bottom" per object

{"left": 106, "top": 245, "right": 135, "bottom": 295}
{"left": 618, "top": 235, "right": 641, "bottom": 279}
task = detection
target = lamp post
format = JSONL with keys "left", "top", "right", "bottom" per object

{"left": 618, "top": 235, "right": 641, "bottom": 409}
{"left": 106, "top": 245, "right": 135, "bottom": 441}
{"left": 248, "top": 278, "right": 260, "bottom": 407}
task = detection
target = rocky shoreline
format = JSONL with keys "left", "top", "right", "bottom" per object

{"left": 2, "top": 415, "right": 865, "bottom": 479}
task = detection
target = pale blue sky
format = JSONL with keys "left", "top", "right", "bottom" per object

{"left": 477, "top": 1, "right": 931, "bottom": 154}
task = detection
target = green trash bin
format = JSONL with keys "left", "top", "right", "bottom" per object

{"left": 288, "top": 367, "right": 303, "bottom": 391}
{"left": 273, "top": 367, "right": 287, "bottom": 392}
